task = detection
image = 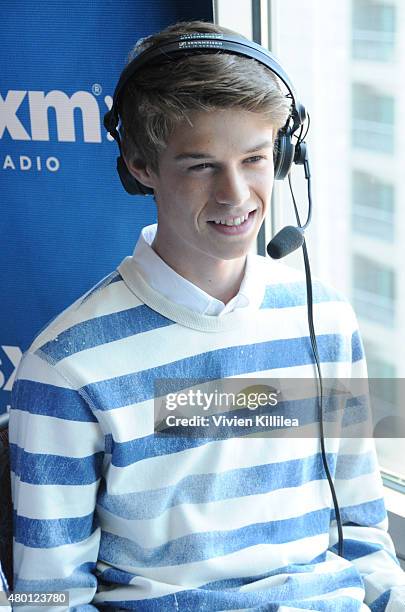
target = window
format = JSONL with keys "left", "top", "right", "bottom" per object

{"left": 364, "top": 341, "right": 397, "bottom": 405}
{"left": 215, "top": 0, "right": 405, "bottom": 518}
{"left": 364, "top": 343, "right": 403, "bottom": 493}
{"left": 352, "top": 0, "right": 396, "bottom": 61}
{"left": 352, "top": 83, "right": 394, "bottom": 153}
{"left": 352, "top": 254, "right": 395, "bottom": 325}
{"left": 352, "top": 170, "right": 394, "bottom": 241}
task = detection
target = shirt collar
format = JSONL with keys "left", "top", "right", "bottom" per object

{"left": 131, "top": 224, "right": 262, "bottom": 315}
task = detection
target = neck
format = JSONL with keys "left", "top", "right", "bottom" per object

{"left": 151, "top": 238, "right": 246, "bottom": 305}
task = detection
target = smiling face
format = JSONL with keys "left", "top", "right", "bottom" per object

{"left": 129, "top": 108, "right": 275, "bottom": 280}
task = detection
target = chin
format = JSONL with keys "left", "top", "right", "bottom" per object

{"left": 212, "top": 246, "right": 254, "bottom": 261}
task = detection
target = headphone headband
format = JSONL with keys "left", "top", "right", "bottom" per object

{"left": 104, "top": 32, "right": 308, "bottom": 194}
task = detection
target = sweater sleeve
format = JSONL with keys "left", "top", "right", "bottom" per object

{"left": 9, "top": 351, "right": 105, "bottom": 611}
{"left": 328, "top": 324, "right": 405, "bottom": 611}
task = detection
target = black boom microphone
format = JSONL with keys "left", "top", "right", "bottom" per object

{"left": 267, "top": 225, "right": 305, "bottom": 259}
{"left": 267, "top": 148, "right": 312, "bottom": 259}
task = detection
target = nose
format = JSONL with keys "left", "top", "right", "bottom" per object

{"left": 214, "top": 167, "right": 250, "bottom": 207}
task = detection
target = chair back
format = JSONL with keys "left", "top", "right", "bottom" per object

{"left": 0, "top": 425, "right": 13, "bottom": 591}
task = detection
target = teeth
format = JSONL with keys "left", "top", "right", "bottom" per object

{"left": 213, "top": 213, "right": 251, "bottom": 226}
{"left": 226, "top": 217, "right": 240, "bottom": 226}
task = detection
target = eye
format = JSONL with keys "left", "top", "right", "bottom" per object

{"left": 244, "top": 155, "right": 266, "bottom": 164}
{"left": 188, "top": 162, "right": 215, "bottom": 172}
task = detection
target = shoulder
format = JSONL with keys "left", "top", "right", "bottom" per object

{"left": 27, "top": 269, "right": 143, "bottom": 361}
{"left": 253, "top": 255, "right": 360, "bottom": 335}
{"left": 253, "top": 254, "right": 350, "bottom": 305}
{"left": 253, "top": 255, "right": 364, "bottom": 368}
{"left": 11, "top": 271, "right": 137, "bottom": 420}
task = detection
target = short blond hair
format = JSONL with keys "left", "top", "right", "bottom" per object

{"left": 120, "top": 21, "right": 291, "bottom": 172}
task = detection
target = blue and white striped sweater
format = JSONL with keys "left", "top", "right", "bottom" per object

{"left": 9, "top": 254, "right": 405, "bottom": 611}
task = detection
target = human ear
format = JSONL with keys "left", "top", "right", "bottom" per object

{"left": 125, "top": 157, "right": 157, "bottom": 190}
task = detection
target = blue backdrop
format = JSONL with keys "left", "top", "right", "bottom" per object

{"left": 0, "top": 0, "right": 213, "bottom": 415}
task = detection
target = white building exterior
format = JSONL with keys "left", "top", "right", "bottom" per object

{"left": 216, "top": 0, "right": 404, "bottom": 479}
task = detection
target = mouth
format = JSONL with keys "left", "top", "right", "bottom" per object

{"left": 207, "top": 210, "right": 257, "bottom": 235}
{"left": 208, "top": 210, "right": 256, "bottom": 226}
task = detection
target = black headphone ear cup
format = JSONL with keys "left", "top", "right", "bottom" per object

{"left": 117, "top": 156, "right": 154, "bottom": 195}
{"left": 273, "top": 130, "right": 295, "bottom": 180}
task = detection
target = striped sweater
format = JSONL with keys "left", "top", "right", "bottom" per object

{"left": 9, "top": 253, "right": 405, "bottom": 611}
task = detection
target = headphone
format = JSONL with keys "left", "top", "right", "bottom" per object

{"left": 104, "top": 31, "right": 344, "bottom": 558}
{"left": 104, "top": 33, "right": 308, "bottom": 195}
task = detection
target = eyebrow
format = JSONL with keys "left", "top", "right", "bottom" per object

{"left": 174, "top": 140, "right": 273, "bottom": 161}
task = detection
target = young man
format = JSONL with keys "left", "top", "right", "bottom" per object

{"left": 9, "top": 21, "right": 405, "bottom": 611}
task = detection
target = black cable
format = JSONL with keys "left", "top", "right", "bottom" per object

{"left": 287, "top": 173, "right": 344, "bottom": 558}
{"left": 301, "top": 112, "right": 311, "bottom": 143}
{"left": 291, "top": 112, "right": 309, "bottom": 149}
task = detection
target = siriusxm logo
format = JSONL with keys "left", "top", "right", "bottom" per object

{"left": 0, "top": 89, "right": 113, "bottom": 143}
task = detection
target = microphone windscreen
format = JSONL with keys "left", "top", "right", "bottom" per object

{"left": 267, "top": 226, "right": 304, "bottom": 259}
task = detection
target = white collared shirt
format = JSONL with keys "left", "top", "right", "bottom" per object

{"left": 131, "top": 224, "right": 261, "bottom": 316}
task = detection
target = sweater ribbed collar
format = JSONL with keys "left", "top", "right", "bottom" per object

{"left": 118, "top": 251, "right": 268, "bottom": 332}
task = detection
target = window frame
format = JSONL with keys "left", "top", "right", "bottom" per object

{"left": 213, "top": 0, "right": 405, "bottom": 564}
